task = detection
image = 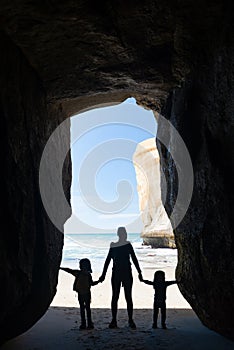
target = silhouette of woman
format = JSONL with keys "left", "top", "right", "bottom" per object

{"left": 99, "top": 227, "right": 142, "bottom": 329}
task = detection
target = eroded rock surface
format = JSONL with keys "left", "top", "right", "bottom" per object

{"left": 0, "top": 0, "right": 233, "bottom": 342}
{"left": 0, "top": 31, "right": 71, "bottom": 343}
{"left": 133, "top": 138, "right": 174, "bottom": 248}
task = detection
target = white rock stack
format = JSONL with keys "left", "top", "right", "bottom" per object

{"left": 133, "top": 138, "right": 175, "bottom": 248}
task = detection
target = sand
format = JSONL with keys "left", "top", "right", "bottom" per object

{"left": 1, "top": 268, "right": 233, "bottom": 350}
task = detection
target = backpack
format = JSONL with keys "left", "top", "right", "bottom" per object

{"left": 73, "top": 271, "right": 90, "bottom": 294}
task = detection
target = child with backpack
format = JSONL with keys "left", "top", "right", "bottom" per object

{"left": 139, "top": 270, "right": 177, "bottom": 329}
{"left": 60, "top": 258, "right": 99, "bottom": 330}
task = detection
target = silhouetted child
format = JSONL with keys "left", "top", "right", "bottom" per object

{"left": 60, "top": 258, "right": 99, "bottom": 330}
{"left": 140, "top": 270, "right": 177, "bottom": 329}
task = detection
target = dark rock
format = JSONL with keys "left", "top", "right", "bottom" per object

{"left": 158, "top": 32, "right": 234, "bottom": 339}
{"left": 0, "top": 0, "right": 233, "bottom": 342}
{"left": 142, "top": 236, "right": 176, "bottom": 249}
{"left": 0, "top": 31, "right": 71, "bottom": 343}
{"left": 0, "top": 0, "right": 176, "bottom": 109}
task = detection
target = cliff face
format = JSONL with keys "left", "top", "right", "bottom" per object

{"left": 133, "top": 138, "right": 174, "bottom": 248}
{"left": 0, "top": 0, "right": 233, "bottom": 342}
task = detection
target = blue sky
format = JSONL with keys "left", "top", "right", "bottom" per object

{"left": 64, "top": 98, "right": 157, "bottom": 233}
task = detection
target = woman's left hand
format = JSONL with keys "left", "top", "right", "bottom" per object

{"left": 138, "top": 273, "right": 143, "bottom": 282}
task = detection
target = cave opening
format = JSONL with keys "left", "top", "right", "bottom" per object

{"left": 0, "top": 0, "right": 233, "bottom": 343}
{"left": 53, "top": 97, "right": 190, "bottom": 310}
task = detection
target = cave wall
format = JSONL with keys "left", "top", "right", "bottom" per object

{"left": 157, "top": 15, "right": 234, "bottom": 339}
{"left": 0, "top": 0, "right": 176, "bottom": 110}
{"left": 0, "top": 31, "right": 71, "bottom": 343}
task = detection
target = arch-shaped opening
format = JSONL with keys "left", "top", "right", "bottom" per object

{"left": 54, "top": 97, "right": 190, "bottom": 312}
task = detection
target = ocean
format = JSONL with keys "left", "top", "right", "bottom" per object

{"left": 62, "top": 233, "right": 177, "bottom": 273}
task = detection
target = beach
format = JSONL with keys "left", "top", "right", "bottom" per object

{"left": 1, "top": 234, "right": 234, "bottom": 349}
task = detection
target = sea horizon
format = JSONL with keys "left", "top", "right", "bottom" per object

{"left": 62, "top": 233, "right": 178, "bottom": 273}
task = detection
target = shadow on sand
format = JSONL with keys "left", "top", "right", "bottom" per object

{"left": 1, "top": 308, "right": 233, "bottom": 350}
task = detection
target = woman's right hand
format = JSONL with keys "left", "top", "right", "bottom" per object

{"left": 99, "top": 275, "right": 105, "bottom": 283}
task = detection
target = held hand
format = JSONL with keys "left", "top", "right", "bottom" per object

{"left": 138, "top": 273, "right": 143, "bottom": 282}
{"left": 99, "top": 275, "right": 105, "bottom": 283}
